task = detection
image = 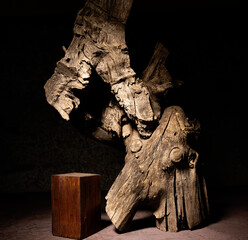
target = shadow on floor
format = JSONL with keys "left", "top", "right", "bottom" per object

{"left": 114, "top": 214, "right": 156, "bottom": 234}
{"left": 0, "top": 187, "right": 248, "bottom": 240}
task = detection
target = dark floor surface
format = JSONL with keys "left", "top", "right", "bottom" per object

{"left": 0, "top": 187, "right": 247, "bottom": 240}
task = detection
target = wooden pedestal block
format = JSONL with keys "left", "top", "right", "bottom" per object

{"left": 51, "top": 173, "right": 101, "bottom": 239}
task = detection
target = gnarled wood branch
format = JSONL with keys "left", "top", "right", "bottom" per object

{"left": 106, "top": 106, "right": 209, "bottom": 232}
{"left": 44, "top": 0, "right": 209, "bottom": 233}
{"left": 44, "top": 0, "right": 155, "bottom": 138}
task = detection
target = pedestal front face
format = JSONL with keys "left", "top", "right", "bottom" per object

{"left": 51, "top": 173, "right": 101, "bottom": 239}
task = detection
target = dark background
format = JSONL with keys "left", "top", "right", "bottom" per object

{"left": 0, "top": 0, "right": 243, "bottom": 193}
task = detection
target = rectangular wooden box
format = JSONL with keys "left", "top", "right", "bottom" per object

{"left": 51, "top": 173, "right": 101, "bottom": 239}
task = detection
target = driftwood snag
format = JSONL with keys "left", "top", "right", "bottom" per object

{"left": 106, "top": 106, "right": 209, "bottom": 232}
{"left": 44, "top": 0, "right": 209, "bottom": 233}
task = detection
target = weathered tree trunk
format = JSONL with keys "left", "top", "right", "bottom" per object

{"left": 44, "top": 0, "right": 209, "bottom": 233}
{"left": 106, "top": 106, "right": 209, "bottom": 232}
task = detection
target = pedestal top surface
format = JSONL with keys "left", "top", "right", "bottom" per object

{"left": 52, "top": 172, "right": 100, "bottom": 177}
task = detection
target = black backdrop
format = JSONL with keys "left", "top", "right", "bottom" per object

{"left": 0, "top": 0, "right": 243, "bottom": 192}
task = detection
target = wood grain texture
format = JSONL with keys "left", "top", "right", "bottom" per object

{"left": 45, "top": 0, "right": 209, "bottom": 233}
{"left": 51, "top": 173, "right": 101, "bottom": 239}
{"left": 44, "top": 0, "right": 154, "bottom": 138}
{"left": 106, "top": 106, "right": 209, "bottom": 232}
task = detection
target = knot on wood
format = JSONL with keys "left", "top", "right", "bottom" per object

{"left": 130, "top": 139, "right": 143, "bottom": 153}
{"left": 169, "top": 147, "right": 184, "bottom": 163}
